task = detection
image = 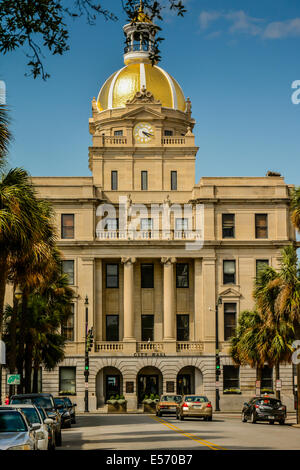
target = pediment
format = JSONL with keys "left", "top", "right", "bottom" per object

{"left": 121, "top": 106, "right": 164, "bottom": 120}
{"left": 219, "top": 288, "right": 242, "bottom": 298}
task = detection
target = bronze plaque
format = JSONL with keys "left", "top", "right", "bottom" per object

{"left": 126, "top": 381, "right": 134, "bottom": 394}
{"left": 166, "top": 381, "right": 175, "bottom": 393}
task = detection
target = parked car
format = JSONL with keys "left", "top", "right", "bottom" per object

{"left": 0, "top": 409, "right": 39, "bottom": 450}
{"left": 176, "top": 395, "right": 213, "bottom": 421}
{"left": 10, "top": 393, "right": 62, "bottom": 446}
{"left": 36, "top": 406, "right": 56, "bottom": 450}
{"left": 242, "top": 396, "right": 286, "bottom": 425}
{"left": 53, "top": 398, "right": 72, "bottom": 428}
{"left": 1, "top": 404, "right": 53, "bottom": 450}
{"left": 59, "top": 396, "right": 77, "bottom": 424}
{"left": 156, "top": 395, "right": 182, "bottom": 417}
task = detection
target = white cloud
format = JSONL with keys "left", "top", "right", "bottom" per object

{"left": 199, "top": 10, "right": 300, "bottom": 40}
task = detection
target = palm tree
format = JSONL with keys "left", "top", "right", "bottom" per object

{"left": 0, "top": 104, "right": 11, "bottom": 168}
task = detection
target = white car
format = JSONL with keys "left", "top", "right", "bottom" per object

{"left": 3, "top": 404, "right": 53, "bottom": 450}
{"left": 0, "top": 409, "right": 39, "bottom": 450}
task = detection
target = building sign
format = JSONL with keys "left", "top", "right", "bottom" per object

{"left": 126, "top": 382, "right": 134, "bottom": 394}
{"left": 166, "top": 381, "right": 175, "bottom": 393}
{"left": 7, "top": 374, "right": 20, "bottom": 385}
{"left": 134, "top": 353, "right": 166, "bottom": 358}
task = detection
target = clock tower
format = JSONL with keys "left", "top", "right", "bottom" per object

{"left": 88, "top": 3, "right": 198, "bottom": 197}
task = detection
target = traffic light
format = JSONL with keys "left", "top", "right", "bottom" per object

{"left": 84, "top": 356, "right": 89, "bottom": 377}
{"left": 86, "top": 328, "right": 94, "bottom": 352}
{"left": 216, "top": 354, "right": 221, "bottom": 376}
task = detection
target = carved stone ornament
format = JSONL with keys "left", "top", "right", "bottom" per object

{"left": 126, "top": 86, "right": 161, "bottom": 105}
{"left": 161, "top": 257, "right": 177, "bottom": 265}
{"left": 121, "top": 257, "right": 137, "bottom": 265}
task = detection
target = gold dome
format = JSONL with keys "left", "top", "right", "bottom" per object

{"left": 97, "top": 63, "right": 186, "bottom": 112}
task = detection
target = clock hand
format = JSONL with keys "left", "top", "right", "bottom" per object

{"left": 142, "top": 131, "right": 154, "bottom": 137}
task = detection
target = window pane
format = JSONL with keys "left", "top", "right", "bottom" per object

{"left": 62, "top": 304, "right": 75, "bottom": 341}
{"left": 59, "top": 367, "right": 76, "bottom": 396}
{"left": 106, "top": 315, "right": 119, "bottom": 341}
{"left": 164, "top": 130, "right": 173, "bottom": 136}
{"left": 223, "top": 365, "right": 239, "bottom": 390}
{"left": 141, "top": 264, "right": 154, "bottom": 288}
{"left": 261, "top": 366, "right": 273, "bottom": 390}
{"left": 141, "top": 171, "right": 148, "bottom": 190}
{"left": 222, "top": 214, "right": 235, "bottom": 238}
{"left": 61, "top": 214, "right": 74, "bottom": 239}
{"left": 105, "top": 218, "right": 119, "bottom": 230}
{"left": 223, "top": 261, "right": 236, "bottom": 284}
{"left": 141, "top": 218, "right": 153, "bottom": 230}
{"left": 256, "top": 259, "right": 269, "bottom": 277}
{"left": 62, "top": 260, "right": 74, "bottom": 285}
{"left": 255, "top": 214, "right": 268, "bottom": 238}
{"left": 175, "top": 218, "right": 188, "bottom": 231}
{"left": 141, "top": 315, "right": 154, "bottom": 341}
{"left": 106, "top": 264, "right": 119, "bottom": 288}
{"left": 114, "top": 130, "right": 123, "bottom": 136}
{"left": 111, "top": 171, "right": 118, "bottom": 190}
{"left": 171, "top": 171, "right": 177, "bottom": 190}
{"left": 224, "top": 303, "right": 236, "bottom": 340}
{"left": 176, "top": 263, "right": 189, "bottom": 288}
{"left": 177, "top": 315, "right": 189, "bottom": 341}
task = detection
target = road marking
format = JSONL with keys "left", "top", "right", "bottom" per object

{"left": 150, "top": 416, "right": 227, "bottom": 451}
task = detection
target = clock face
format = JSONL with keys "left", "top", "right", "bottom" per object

{"left": 133, "top": 122, "right": 155, "bottom": 144}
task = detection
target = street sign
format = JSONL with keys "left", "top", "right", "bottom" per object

{"left": 0, "top": 341, "right": 5, "bottom": 365}
{"left": 255, "top": 388, "right": 260, "bottom": 396}
{"left": 7, "top": 374, "right": 20, "bottom": 385}
{"left": 255, "top": 380, "right": 261, "bottom": 388}
{"left": 85, "top": 382, "right": 89, "bottom": 389}
{"left": 276, "top": 379, "right": 282, "bottom": 391}
{"left": 216, "top": 381, "right": 220, "bottom": 388}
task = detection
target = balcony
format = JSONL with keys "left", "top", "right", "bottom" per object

{"left": 96, "top": 229, "right": 203, "bottom": 241}
{"left": 94, "top": 341, "right": 204, "bottom": 355}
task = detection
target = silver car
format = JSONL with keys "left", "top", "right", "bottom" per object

{"left": 0, "top": 409, "right": 39, "bottom": 450}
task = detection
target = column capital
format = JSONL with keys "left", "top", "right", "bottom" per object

{"left": 161, "top": 257, "right": 177, "bottom": 265}
{"left": 121, "top": 257, "right": 136, "bottom": 265}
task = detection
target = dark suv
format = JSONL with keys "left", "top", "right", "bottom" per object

{"left": 242, "top": 396, "right": 286, "bottom": 425}
{"left": 10, "top": 393, "right": 62, "bottom": 446}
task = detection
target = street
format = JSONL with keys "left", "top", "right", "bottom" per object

{"left": 59, "top": 414, "right": 300, "bottom": 451}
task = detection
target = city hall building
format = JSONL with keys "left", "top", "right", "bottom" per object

{"left": 4, "top": 8, "right": 297, "bottom": 411}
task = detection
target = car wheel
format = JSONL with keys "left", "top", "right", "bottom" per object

{"left": 55, "top": 431, "right": 62, "bottom": 447}
{"left": 251, "top": 412, "right": 256, "bottom": 424}
{"left": 279, "top": 419, "right": 285, "bottom": 425}
{"left": 176, "top": 413, "right": 179, "bottom": 420}
{"left": 66, "top": 421, "right": 72, "bottom": 428}
{"left": 242, "top": 412, "right": 247, "bottom": 423}
{"left": 179, "top": 414, "right": 184, "bottom": 421}
{"left": 207, "top": 416, "right": 212, "bottom": 422}
{"left": 269, "top": 420, "right": 275, "bottom": 425}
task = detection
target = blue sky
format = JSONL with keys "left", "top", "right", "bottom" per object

{"left": 1, "top": 0, "right": 300, "bottom": 186}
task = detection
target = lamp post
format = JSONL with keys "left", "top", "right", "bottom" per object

{"left": 215, "top": 296, "right": 222, "bottom": 412}
{"left": 84, "top": 295, "right": 89, "bottom": 413}
{"left": 10, "top": 286, "right": 22, "bottom": 397}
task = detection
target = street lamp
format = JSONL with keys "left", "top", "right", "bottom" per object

{"left": 215, "top": 296, "right": 222, "bottom": 412}
{"left": 84, "top": 295, "right": 89, "bottom": 413}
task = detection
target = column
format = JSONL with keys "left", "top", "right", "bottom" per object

{"left": 161, "top": 257, "right": 176, "bottom": 342}
{"left": 121, "top": 257, "right": 136, "bottom": 342}
{"left": 194, "top": 258, "right": 202, "bottom": 341}
{"left": 95, "top": 259, "right": 103, "bottom": 342}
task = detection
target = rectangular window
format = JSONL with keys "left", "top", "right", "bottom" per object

{"left": 141, "top": 315, "right": 154, "bottom": 341}
{"left": 176, "top": 263, "right": 189, "bottom": 288}
{"left": 224, "top": 303, "right": 237, "bottom": 341}
{"left": 105, "top": 218, "right": 119, "bottom": 230}
{"left": 59, "top": 367, "right": 76, "bottom": 396}
{"left": 62, "top": 304, "right": 75, "bottom": 341}
{"left": 255, "top": 214, "right": 268, "bottom": 239}
{"left": 106, "top": 264, "right": 119, "bottom": 288}
{"left": 111, "top": 171, "right": 118, "bottom": 190}
{"left": 140, "top": 218, "right": 153, "bottom": 231}
{"left": 223, "top": 365, "right": 239, "bottom": 392}
{"left": 106, "top": 315, "right": 119, "bottom": 341}
{"left": 176, "top": 315, "right": 189, "bottom": 341}
{"left": 223, "top": 260, "right": 236, "bottom": 285}
{"left": 256, "top": 259, "right": 269, "bottom": 277}
{"left": 261, "top": 366, "right": 273, "bottom": 391}
{"left": 61, "top": 260, "right": 74, "bottom": 285}
{"left": 141, "top": 171, "right": 148, "bottom": 190}
{"left": 175, "top": 218, "right": 188, "bottom": 231}
{"left": 114, "top": 130, "right": 123, "bottom": 136}
{"left": 222, "top": 214, "right": 235, "bottom": 238}
{"left": 164, "top": 130, "right": 173, "bottom": 136}
{"left": 171, "top": 171, "right": 177, "bottom": 190}
{"left": 61, "top": 214, "right": 74, "bottom": 239}
{"left": 141, "top": 264, "right": 154, "bottom": 288}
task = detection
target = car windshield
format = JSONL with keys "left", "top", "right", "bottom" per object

{"left": 63, "top": 398, "right": 72, "bottom": 406}
{"left": 0, "top": 412, "right": 27, "bottom": 432}
{"left": 20, "top": 408, "right": 41, "bottom": 425}
{"left": 185, "top": 396, "right": 208, "bottom": 403}
{"left": 161, "top": 396, "right": 182, "bottom": 402}
{"left": 36, "top": 407, "right": 46, "bottom": 420}
{"left": 54, "top": 398, "right": 66, "bottom": 407}
{"left": 256, "top": 399, "right": 281, "bottom": 406}
{"left": 11, "top": 396, "right": 53, "bottom": 409}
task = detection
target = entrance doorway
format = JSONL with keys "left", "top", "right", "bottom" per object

{"left": 106, "top": 375, "right": 120, "bottom": 402}
{"left": 137, "top": 366, "right": 163, "bottom": 404}
{"left": 177, "top": 366, "right": 203, "bottom": 396}
{"left": 177, "top": 374, "right": 191, "bottom": 395}
{"left": 96, "top": 367, "right": 123, "bottom": 408}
